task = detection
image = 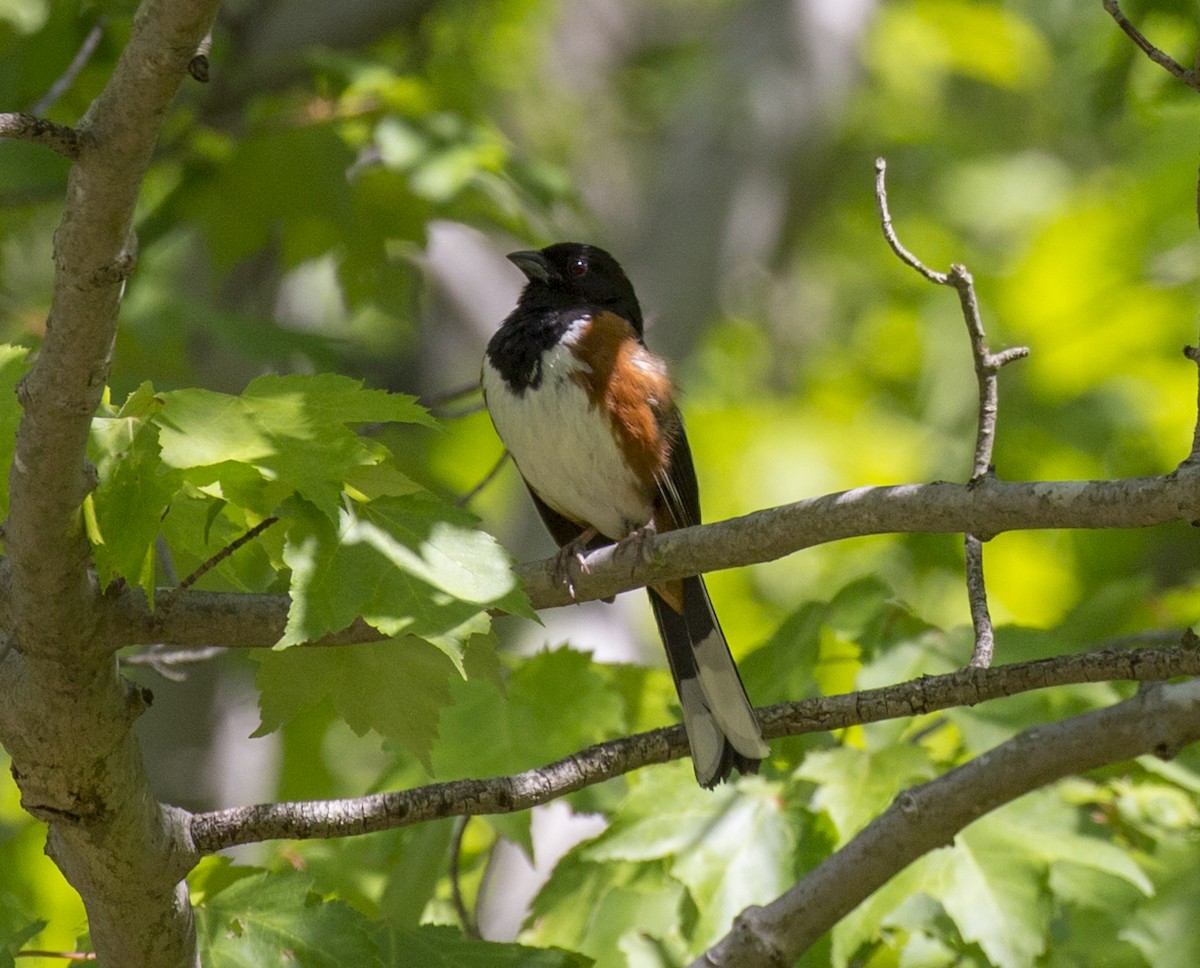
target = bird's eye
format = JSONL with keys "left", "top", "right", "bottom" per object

{"left": 568, "top": 257, "right": 588, "bottom": 278}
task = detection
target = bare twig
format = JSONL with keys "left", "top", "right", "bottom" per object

{"left": 184, "top": 643, "right": 1200, "bottom": 853}
{"left": 0, "top": 113, "right": 88, "bottom": 160}
{"left": 874, "top": 166, "right": 946, "bottom": 285}
{"left": 14, "top": 952, "right": 96, "bottom": 962}
{"left": 1103, "top": 0, "right": 1200, "bottom": 227}
{"left": 120, "top": 644, "right": 227, "bottom": 681}
{"left": 166, "top": 516, "right": 279, "bottom": 601}
{"left": 30, "top": 17, "right": 107, "bottom": 115}
{"left": 457, "top": 450, "right": 510, "bottom": 507}
{"left": 963, "top": 534, "right": 994, "bottom": 667}
{"left": 156, "top": 534, "right": 178, "bottom": 587}
{"left": 875, "top": 158, "right": 1029, "bottom": 668}
{"left": 1102, "top": 0, "right": 1200, "bottom": 92}
{"left": 941, "top": 263, "right": 1031, "bottom": 477}
{"left": 449, "top": 816, "right": 481, "bottom": 939}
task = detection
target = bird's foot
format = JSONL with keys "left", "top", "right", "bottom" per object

{"left": 614, "top": 524, "right": 657, "bottom": 569}
{"left": 552, "top": 527, "right": 599, "bottom": 601}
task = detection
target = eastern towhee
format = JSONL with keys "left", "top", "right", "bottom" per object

{"left": 481, "top": 242, "right": 769, "bottom": 788}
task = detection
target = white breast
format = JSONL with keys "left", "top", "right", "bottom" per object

{"left": 483, "top": 322, "right": 654, "bottom": 540}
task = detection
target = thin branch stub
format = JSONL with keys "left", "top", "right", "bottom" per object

{"left": 0, "top": 112, "right": 88, "bottom": 160}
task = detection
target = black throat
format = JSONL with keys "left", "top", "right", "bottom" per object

{"left": 485, "top": 299, "right": 580, "bottom": 395}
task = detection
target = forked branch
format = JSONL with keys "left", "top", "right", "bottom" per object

{"left": 875, "top": 157, "right": 1029, "bottom": 667}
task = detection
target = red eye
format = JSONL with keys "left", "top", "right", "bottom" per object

{"left": 568, "top": 258, "right": 588, "bottom": 278}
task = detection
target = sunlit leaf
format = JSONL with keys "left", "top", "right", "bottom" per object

{"left": 194, "top": 870, "right": 379, "bottom": 968}
{"left": 89, "top": 412, "right": 182, "bottom": 599}
{"left": 583, "top": 766, "right": 796, "bottom": 950}
{"left": 279, "top": 495, "right": 530, "bottom": 658}
{"left": 525, "top": 855, "right": 684, "bottom": 968}
{"left": 798, "top": 744, "right": 938, "bottom": 845}
{"left": 155, "top": 374, "right": 432, "bottom": 519}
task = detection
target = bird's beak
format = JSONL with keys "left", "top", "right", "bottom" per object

{"left": 507, "top": 250, "right": 554, "bottom": 284}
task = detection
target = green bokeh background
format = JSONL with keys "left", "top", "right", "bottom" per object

{"left": 3, "top": 0, "right": 1200, "bottom": 963}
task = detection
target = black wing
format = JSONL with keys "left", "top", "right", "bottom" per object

{"left": 656, "top": 409, "right": 702, "bottom": 530}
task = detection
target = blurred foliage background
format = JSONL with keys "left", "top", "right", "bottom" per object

{"left": 4, "top": 0, "right": 1200, "bottom": 964}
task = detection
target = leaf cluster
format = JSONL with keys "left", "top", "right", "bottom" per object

{"left": 88, "top": 371, "right": 530, "bottom": 770}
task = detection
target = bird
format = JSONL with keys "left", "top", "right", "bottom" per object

{"left": 481, "top": 241, "right": 769, "bottom": 788}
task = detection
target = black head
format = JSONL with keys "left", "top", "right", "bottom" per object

{"left": 507, "top": 242, "right": 644, "bottom": 334}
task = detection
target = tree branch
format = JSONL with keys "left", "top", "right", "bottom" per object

{"left": 875, "top": 157, "right": 1029, "bottom": 668}
{"left": 0, "top": 1, "right": 223, "bottom": 966}
{"left": 0, "top": 112, "right": 89, "bottom": 160}
{"left": 163, "top": 516, "right": 279, "bottom": 601}
{"left": 29, "top": 17, "right": 108, "bottom": 115}
{"left": 88, "top": 468, "right": 1200, "bottom": 651}
{"left": 691, "top": 672, "right": 1200, "bottom": 966}
{"left": 1103, "top": 0, "right": 1200, "bottom": 228}
{"left": 448, "top": 816, "right": 481, "bottom": 939}
{"left": 183, "top": 643, "right": 1200, "bottom": 854}
{"left": 1102, "top": 0, "right": 1200, "bottom": 92}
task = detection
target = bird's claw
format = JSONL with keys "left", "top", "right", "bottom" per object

{"left": 614, "top": 525, "right": 657, "bottom": 569}
{"left": 552, "top": 528, "right": 598, "bottom": 602}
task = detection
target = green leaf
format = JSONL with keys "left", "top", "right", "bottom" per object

{"left": 183, "top": 125, "right": 355, "bottom": 268}
{"left": 831, "top": 861, "right": 940, "bottom": 967}
{"left": 155, "top": 374, "right": 432, "bottom": 519}
{"left": 344, "top": 462, "right": 423, "bottom": 501}
{"left": 932, "top": 825, "right": 1047, "bottom": 968}
{"left": 1123, "top": 837, "right": 1200, "bottom": 968}
{"left": 89, "top": 409, "right": 183, "bottom": 598}
{"left": 935, "top": 791, "right": 1151, "bottom": 968}
{"left": 377, "top": 821, "right": 455, "bottom": 928}
{"left": 740, "top": 576, "right": 935, "bottom": 706}
{"left": 241, "top": 373, "right": 433, "bottom": 427}
{"left": 671, "top": 781, "right": 796, "bottom": 949}
{"left": 585, "top": 764, "right": 746, "bottom": 862}
{"left": 188, "top": 858, "right": 267, "bottom": 905}
{"left": 253, "top": 637, "right": 458, "bottom": 769}
{"left": 194, "top": 870, "right": 380, "bottom": 968}
{"left": 835, "top": 788, "right": 1155, "bottom": 968}
{"left": 583, "top": 764, "right": 797, "bottom": 950}
{"left": 158, "top": 491, "right": 284, "bottom": 594}
{"left": 0, "top": 893, "right": 46, "bottom": 968}
{"left": 431, "top": 647, "right": 625, "bottom": 780}
{"left": 376, "top": 924, "right": 591, "bottom": 967}
{"left": 280, "top": 495, "right": 530, "bottom": 661}
{"left": 798, "top": 744, "right": 938, "bottom": 845}
{"left": 616, "top": 930, "right": 687, "bottom": 968}
{"left": 526, "top": 855, "right": 684, "bottom": 968}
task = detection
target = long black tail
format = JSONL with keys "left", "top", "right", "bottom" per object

{"left": 647, "top": 575, "right": 769, "bottom": 788}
